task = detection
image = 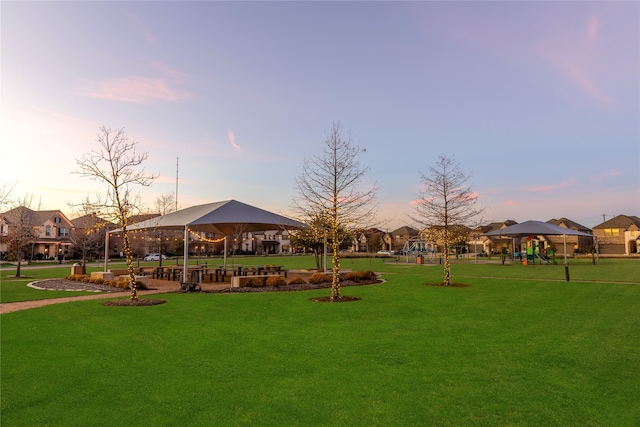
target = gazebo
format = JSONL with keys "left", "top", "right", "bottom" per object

{"left": 482, "top": 220, "right": 593, "bottom": 281}
{"left": 110, "top": 199, "right": 306, "bottom": 282}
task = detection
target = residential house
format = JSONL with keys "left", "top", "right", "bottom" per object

{"left": 470, "top": 220, "right": 518, "bottom": 255}
{"left": 592, "top": 215, "right": 640, "bottom": 255}
{"left": 383, "top": 226, "right": 419, "bottom": 253}
{"left": 545, "top": 218, "right": 593, "bottom": 255}
{"left": 351, "top": 228, "right": 384, "bottom": 252}
{"left": 244, "top": 230, "right": 291, "bottom": 255}
{"left": 424, "top": 224, "right": 472, "bottom": 255}
{"left": 0, "top": 207, "right": 74, "bottom": 261}
{"left": 69, "top": 213, "right": 109, "bottom": 260}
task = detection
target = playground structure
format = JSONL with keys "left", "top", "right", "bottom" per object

{"left": 402, "top": 238, "right": 437, "bottom": 262}
{"left": 523, "top": 236, "right": 557, "bottom": 265}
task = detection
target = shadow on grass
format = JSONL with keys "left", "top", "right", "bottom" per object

{"left": 424, "top": 282, "right": 470, "bottom": 287}
{"left": 102, "top": 299, "right": 167, "bottom": 307}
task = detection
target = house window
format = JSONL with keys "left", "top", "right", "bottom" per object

{"left": 604, "top": 228, "right": 619, "bottom": 237}
{"left": 45, "top": 225, "right": 51, "bottom": 236}
{"left": 58, "top": 228, "right": 70, "bottom": 237}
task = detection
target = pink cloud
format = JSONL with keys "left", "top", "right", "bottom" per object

{"left": 124, "top": 10, "right": 157, "bottom": 44}
{"left": 523, "top": 177, "right": 577, "bottom": 193}
{"left": 555, "top": 58, "right": 614, "bottom": 106}
{"left": 228, "top": 130, "right": 241, "bottom": 151}
{"left": 535, "top": 14, "right": 614, "bottom": 107}
{"left": 151, "top": 62, "right": 189, "bottom": 84}
{"left": 591, "top": 169, "right": 621, "bottom": 183}
{"left": 586, "top": 15, "right": 601, "bottom": 42}
{"left": 79, "top": 76, "right": 191, "bottom": 104}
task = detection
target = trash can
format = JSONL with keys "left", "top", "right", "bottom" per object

{"left": 416, "top": 254, "right": 424, "bottom": 264}
{"left": 71, "top": 263, "right": 83, "bottom": 275}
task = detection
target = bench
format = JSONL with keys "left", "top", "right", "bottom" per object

{"left": 180, "top": 282, "right": 202, "bottom": 293}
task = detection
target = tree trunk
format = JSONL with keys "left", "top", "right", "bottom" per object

{"left": 122, "top": 230, "right": 138, "bottom": 299}
{"left": 443, "top": 236, "right": 451, "bottom": 286}
{"left": 330, "top": 247, "right": 341, "bottom": 301}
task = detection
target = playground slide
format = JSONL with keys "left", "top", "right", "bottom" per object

{"left": 536, "top": 253, "right": 551, "bottom": 264}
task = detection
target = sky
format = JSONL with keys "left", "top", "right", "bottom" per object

{"left": 1, "top": 1, "right": 638, "bottom": 231}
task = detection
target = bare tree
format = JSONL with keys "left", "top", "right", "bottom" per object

{"left": 3, "top": 195, "right": 39, "bottom": 277}
{"left": 69, "top": 197, "right": 107, "bottom": 273}
{"left": 294, "top": 122, "right": 378, "bottom": 301}
{"left": 0, "top": 181, "right": 15, "bottom": 261}
{"left": 74, "top": 127, "right": 157, "bottom": 298}
{"left": 412, "top": 154, "right": 483, "bottom": 286}
{"left": 152, "top": 193, "right": 176, "bottom": 267}
{"left": 289, "top": 213, "right": 350, "bottom": 270}
{"left": 0, "top": 181, "right": 15, "bottom": 208}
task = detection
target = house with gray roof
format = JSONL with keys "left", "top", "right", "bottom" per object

{"left": 1, "top": 207, "right": 74, "bottom": 261}
{"left": 592, "top": 214, "right": 640, "bottom": 255}
{"left": 544, "top": 218, "right": 593, "bottom": 255}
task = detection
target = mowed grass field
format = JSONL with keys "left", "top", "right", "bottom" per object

{"left": 2, "top": 256, "right": 639, "bottom": 426}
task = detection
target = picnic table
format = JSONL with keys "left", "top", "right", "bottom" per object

{"left": 180, "top": 281, "right": 202, "bottom": 293}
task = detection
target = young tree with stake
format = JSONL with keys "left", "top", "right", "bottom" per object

{"left": 412, "top": 154, "right": 483, "bottom": 286}
{"left": 75, "top": 127, "right": 157, "bottom": 299}
{"left": 294, "top": 122, "right": 377, "bottom": 301}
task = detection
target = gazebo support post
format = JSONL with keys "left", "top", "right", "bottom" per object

{"left": 223, "top": 237, "right": 228, "bottom": 269}
{"left": 183, "top": 226, "right": 189, "bottom": 282}
{"left": 563, "top": 234, "right": 570, "bottom": 282}
{"left": 104, "top": 230, "right": 110, "bottom": 272}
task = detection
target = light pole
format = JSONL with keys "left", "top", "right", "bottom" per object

{"left": 474, "top": 234, "right": 478, "bottom": 264}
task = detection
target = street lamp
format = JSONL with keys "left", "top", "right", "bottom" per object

{"left": 474, "top": 234, "right": 478, "bottom": 264}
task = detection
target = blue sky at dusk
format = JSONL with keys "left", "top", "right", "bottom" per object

{"left": 1, "top": 1, "right": 638, "bottom": 230}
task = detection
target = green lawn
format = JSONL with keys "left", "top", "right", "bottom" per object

{"left": 2, "top": 256, "right": 639, "bottom": 425}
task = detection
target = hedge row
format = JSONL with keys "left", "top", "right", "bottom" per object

{"left": 244, "top": 271, "right": 377, "bottom": 288}
{"left": 65, "top": 274, "right": 148, "bottom": 290}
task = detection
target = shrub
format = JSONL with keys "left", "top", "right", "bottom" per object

{"left": 245, "top": 277, "right": 266, "bottom": 287}
{"left": 288, "top": 276, "right": 306, "bottom": 285}
{"left": 343, "top": 270, "right": 376, "bottom": 281}
{"left": 266, "top": 275, "right": 287, "bottom": 287}
{"left": 309, "top": 273, "right": 332, "bottom": 284}
{"left": 342, "top": 271, "right": 357, "bottom": 281}
{"left": 361, "top": 270, "right": 376, "bottom": 280}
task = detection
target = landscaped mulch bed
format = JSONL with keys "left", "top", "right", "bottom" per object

{"left": 29, "top": 278, "right": 128, "bottom": 293}
{"left": 33, "top": 278, "right": 383, "bottom": 293}
{"left": 208, "top": 279, "right": 382, "bottom": 293}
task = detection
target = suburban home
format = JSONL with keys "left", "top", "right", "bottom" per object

{"left": 471, "top": 220, "right": 518, "bottom": 255}
{"left": 382, "top": 226, "right": 419, "bottom": 253}
{"left": 350, "top": 228, "right": 384, "bottom": 252}
{"left": 0, "top": 207, "right": 74, "bottom": 261}
{"left": 243, "top": 230, "right": 291, "bottom": 255}
{"left": 69, "top": 213, "right": 110, "bottom": 260}
{"left": 544, "top": 218, "right": 593, "bottom": 255}
{"left": 592, "top": 214, "right": 640, "bottom": 255}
